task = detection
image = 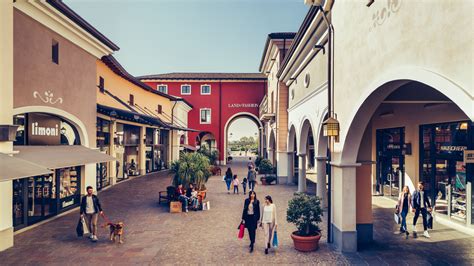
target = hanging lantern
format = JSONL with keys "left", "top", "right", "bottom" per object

{"left": 322, "top": 116, "right": 340, "bottom": 138}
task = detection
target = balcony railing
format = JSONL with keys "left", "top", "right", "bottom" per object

{"left": 259, "top": 95, "right": 275, "bottom": 121}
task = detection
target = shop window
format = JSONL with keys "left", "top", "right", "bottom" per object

{"left": 99, "top": 77, "right": 105, "bottom": 93}
{"left": 157, "top": 104, "right": 163, "bottom": 114}
{"left": 129, "top": 94, "right": 134, "bottom": 106}
{"left": 52, "top": 40, "right": 59, "bottom": 64}
{"left": 58, "top": 167, "right": 81, "bottom": 210}
{"left": 181, "top": 84, "right": 191, "bottom": 95}
{"left": 201, "top": 85, "right": 211, "bottom": 95}
{"left": 200, "top": 108, "right": 211, "bottom": 124}
{"left": 157, "top": 84, "right": 168, "bottom": 94}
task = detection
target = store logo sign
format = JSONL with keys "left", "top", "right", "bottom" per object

{"left": 464, "top": 150, "right": 474, "bottom": 164}
{"left": 27, "top": 113, "right": 61, "bottom": 145}
{"left": 228, "top": 103, "right": 259, "bottom": 108}
{"left": 62, "top": 199, "right": 74, "bottom": 208}
{"left": 440, "top": 146, "right": 466, "bottom": 152}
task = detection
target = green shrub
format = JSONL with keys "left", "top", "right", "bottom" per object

{"left": 197, "top": 145, "right": 219, "bottom": 165}
{"left": 255, "top": 156, "right": 262, "bottom": 168}
{"left": 258, "top": 159, "right": 273, "bottom": 175}
{"left": 170, "top": 152, "right": 211, "bottom": 190}
{"left": 261, "top": 175, "right": 277, "bottom": 184}
{"left": 287, "top": 193, "right": 323, "bottom": 236}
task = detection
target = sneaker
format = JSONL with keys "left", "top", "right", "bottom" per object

{"left": 89, "top": 234, "right": 94, "bottom": 239}
{"left": 185, "top": 209, "right": 189, "bottom": 213}
{"left": 405, "top": 231, "right": 409, "bottom": 239}
{"left": 423, "top": 231, "right": 430, "bottom": 238}
{"left": 92, "top": 235, "right": 98, "bottom": 242}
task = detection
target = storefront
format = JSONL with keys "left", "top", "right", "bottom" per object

{"left": 11, "top": 112, "right": 114, "bottom": 230}
{"left": 420, "top": 121, "right": 473, "bottom": 225}
{"left": 115, "top": 123, "right": 140, "bottom": 181}
{"left": 376, "top": 127, "right": 405, "bottom": 199}
{"left": 145, "top": 128, "right": 169, "bottom": 173}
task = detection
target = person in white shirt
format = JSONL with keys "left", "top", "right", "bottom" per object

{"left": 260, "top": 195, "right": 277, "bottom": 254}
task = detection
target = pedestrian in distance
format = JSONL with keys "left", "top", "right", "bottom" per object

{"left": 80, "top": 186, "right": 103, "bottom": 242}
{"left": 247, "top": 165, "right": 257, "bottom": 191}
{"left": 233, "top": 175, "right": 240, "bottom": 194}
{"left": 242, "top": 176, "right": 248, "bottom": 195}
{"left": 260, "top": 195, "right": 277, "bottom": 254}
{"left": 241, "top": 191, "right": 260, "bottom": 253}
{"left": 412, "top": 181, "right": 432, "bottom": 238}
{"left": 396, "top": 185, "right": 412, "bottom": 239}
{"left": 225, "top": 168, "right": 233, "bottom": 194}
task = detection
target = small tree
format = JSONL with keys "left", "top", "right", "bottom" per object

{"left": 258, "top": 159, "right": 274, "bottom": 175}
{"left": 198, "top": 145, "right": 219, "bottom": 165}
{"left": 170, "top": 152, "right": 212, "bottom": 190}
{"left": 287, "top": 193, "right": 323, "bottom": 236}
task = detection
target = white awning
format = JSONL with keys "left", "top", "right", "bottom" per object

{"left": 14, "top": 145, "right": 116, "bottom": 169}
{"left": 0, "top": 153, "right": 53, "bottom": 182}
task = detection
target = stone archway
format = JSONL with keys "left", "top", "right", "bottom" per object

{"left": 287, "top": 124, "right": 298, "bottom": 186}
{"left": 268, "top": 129, "right": 276, "bottom": 166}
{"left": 223, "top": 112, "right": 262, "bottom": 165}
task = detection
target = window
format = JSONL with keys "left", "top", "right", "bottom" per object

{"left": 99, "top": 77, "right": 105, "bottom": 93}
{"left": 181, "top": 84, "right": 191, "bottom": 95}
{"left": 129, "top": 94, "right": 134, "bottom": 105}
{"left": 52, "top": 40, "right": 59, "bottom": 64}
{"left": 157, "top": 104, "right": 162, "bottom": 114}
{"left": 201, "top": 84, "right": 211, "bottom": 95}
{"left": 200, "top": 108, "right": 211, "bottom": 124}
{"left": 157, "top": 84, "right": 168, "bottom": 94}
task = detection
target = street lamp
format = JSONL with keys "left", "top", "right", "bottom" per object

{"left": 305, "top": 0, "right": 339, "bottom": 244}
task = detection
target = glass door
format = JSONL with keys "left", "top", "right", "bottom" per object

{"left": 376, "top": 127, "right": 405, "bottom": 198}
{"left": 27, "top": 175, "right": 56, "bottom": 225}
{"left": 451, "top": 161, "right": 467, "bottom": 221}
{"left": 13, "top": 179, "right": 26, "bottom": 228}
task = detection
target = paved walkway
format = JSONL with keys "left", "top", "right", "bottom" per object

{"left": 0, "top": 157, "right": 473, "bottom": 265}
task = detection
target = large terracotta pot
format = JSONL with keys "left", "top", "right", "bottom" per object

{"left": 291, "top": 231, "right": 321, "bottom": 252}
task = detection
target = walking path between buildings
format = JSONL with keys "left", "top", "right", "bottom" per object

{"left": 0, "top": 157, "right": 473, "bottom": 265}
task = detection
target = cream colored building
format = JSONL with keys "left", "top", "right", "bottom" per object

{"left": 259, "top": 32, "right": 296, "bottom": 184}
{"left": 279, "top": 0, "right": 473, "bottom": 252}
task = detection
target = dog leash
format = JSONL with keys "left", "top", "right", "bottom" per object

{"left": 100, "top": 212, "right": 113, "bottom": 227}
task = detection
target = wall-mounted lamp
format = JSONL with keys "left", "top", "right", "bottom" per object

{"left": 60, "top": 127, "right": 66, "bottom": 135}
{"left": 110, "top": 110, "right": 117, "bottom": 122}
{"left": 322, "top": 116, "right": 340, "bottom": 138}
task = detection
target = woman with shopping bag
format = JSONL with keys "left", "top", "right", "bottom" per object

{"left": 260, "top": 195, "right": 277, "bottom": 254}
{"left": 241, "top": 191, "right": 260, "bottom": 253}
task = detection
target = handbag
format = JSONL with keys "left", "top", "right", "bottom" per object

{"left": 272, "top": 230, "right": 278, "bottom": 247}
{"left": 427, "top": 212, "right": 433, "bottom": 229}
{"left": 238, "top": 223, "right": 245, "bottom": 239}
{"left": 394, "top": 212, "right": 401, "bottom": 224}
{"left": 76, "top": 218, "right": 84, "bottom": 237}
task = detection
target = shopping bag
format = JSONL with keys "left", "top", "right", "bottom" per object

{"left": 82, "top": 217, "right": 90, "bottom": 235}
{"left": 427, "top": 212, "right": 433, "bottom": 229}
{"left": 238, "top": 223, "right": 245, "bottom": 239}
{"left": 394, "top": 213, "right": 401, "bottom": 224}
{"left": 76, "top": 218, "right": 84, "bottom": 237}
{"left": 272, "top": 230, "right": 279, "bottom": 247}
{"left": 222, "top": 175, "right": 226, "bottom": 182}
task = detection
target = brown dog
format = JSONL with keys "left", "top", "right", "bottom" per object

{"left": 108, "top": 222, "right": 124, "bottom": 244}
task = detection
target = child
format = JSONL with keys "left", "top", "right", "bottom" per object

{"left": 232, "top": 175, "right": 239, "bottom": 194}
{"left": 190, "top": 187, "right": 199, "bottom": 210}
{"left": 242, "top": 176, "right": 248, "bottom": 195}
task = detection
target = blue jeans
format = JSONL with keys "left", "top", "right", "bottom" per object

{"left": 400, "top": 210, "right": 408, "bottom": 232}
{"left": 249, "top": 181, "right": 256, "bottom": 191}
{"left": 178, "top": 195, "right": 189, "bottom": 211}
{"left": 225, "top": 180, "right": 232, "bottom": 191}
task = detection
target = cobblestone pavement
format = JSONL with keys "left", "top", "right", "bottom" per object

{"left": 1, "top": 157, "right": 473, "bottom": 265}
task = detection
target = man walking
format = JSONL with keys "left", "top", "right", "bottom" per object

{"left": 411, "top": 182, "right": 432, "bottom": 238}
{"left": 247, "top": 165, "right": 257, "bottom": 191}
{"left": 80, "top": 186, "right": 103, "bottom": 242}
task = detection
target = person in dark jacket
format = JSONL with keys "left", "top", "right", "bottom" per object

{"left": 411, "top": 182, "right": 432, "bottom": 238}
{"left": 225, "top": 168, "right": 233, "bottom": 194}
{"left": 241, "top": 190, "right": 260, "bottom": 252}
{"left": 80, "top": 186, "right": 103, "bottom": 242}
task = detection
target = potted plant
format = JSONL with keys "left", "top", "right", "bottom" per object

{"left": 170, "top": 152, "right": 212, "bottom": 190}
{"left": 286, "top": 193, "right": 323, "bottom": 252}
{"left": 258, "top": 159, "right": 273, "bottom": 185}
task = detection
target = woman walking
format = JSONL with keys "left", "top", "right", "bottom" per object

{"left": 241, "top": 191, "right": 260, "bottom": 253}
{"left": 397, "top": 185, "right": 412, "bottom": 239}
{"left": 225, "top": 168, "right": 233, "bottom": 194}
{"left": 261, "top": 195, "right": 277, "bottom": 254}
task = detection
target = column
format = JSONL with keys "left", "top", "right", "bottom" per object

{"left": 138, "top": 126, "right": 146, "bottom": 175}
{"left": 331, "top": 164, "right": 358, "bottom": 252}
{"left": 287, "top": 152, "right": 294, "bottom": 185}
{"left": 298, "top": 154, "right": 307, "bottom": 192}
{"left": 109, "top": 120, "right": 117, "bottom": 185}
{"left": 0, "top": 0, "right": 14, "bottom": 251}
{"left": 316, "top": 157, "right": 327, "bottom": 208}
{"left": 276, "top": 151, "right": 288, "bottom": 184}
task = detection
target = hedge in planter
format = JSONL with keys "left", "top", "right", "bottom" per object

{"left": 287, "top": 193, "right": 323, "bottom": 252}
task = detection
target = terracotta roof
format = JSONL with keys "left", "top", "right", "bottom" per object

{"left": 101, "top": 56, "right": 193, "bottom": 108}
{"left": 137, "top": 72, "right": 266, "bottom": 81}
{"left": 277, "top": 6, "right": 320, "bottom": 78}
{"left": 46, "top": 0, "right": 119, "bottom": 51}
{"left": 259, "top": 32, "right": 297, "bottom": 72}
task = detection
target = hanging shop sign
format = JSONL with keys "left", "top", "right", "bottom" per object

{"left": 27, "top": 113, "right": 61, "bottom": 145}
{"left": 464, "top": 150, "right": 474, "bottom": 164}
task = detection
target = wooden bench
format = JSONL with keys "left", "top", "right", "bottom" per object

{"left": 159, "top": 186, "right": 176, "bottom": 205}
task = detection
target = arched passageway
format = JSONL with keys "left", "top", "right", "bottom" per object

{"left": 224, "top": 113, "right": 262, "bottom": 164}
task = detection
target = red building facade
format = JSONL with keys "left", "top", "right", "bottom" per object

{"left": 139, "top": 73, "right": 266, "bottom": 164}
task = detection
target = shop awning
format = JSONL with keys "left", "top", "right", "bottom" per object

{"left": 13, "top": 146, "right": 116, "bottom": 169}
{"left": 0, "top": 153, "right": 53, "bottom": 182}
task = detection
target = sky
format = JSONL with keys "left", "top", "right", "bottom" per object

{"left": 66, "top": 0, "right": 308, "bottom": 76}
{"left": 66, "top": 0, "right": 308, "bottom": 139}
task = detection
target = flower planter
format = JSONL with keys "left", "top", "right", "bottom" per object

{"left": 291, "top": 231, "right": 321, "bottom": 252}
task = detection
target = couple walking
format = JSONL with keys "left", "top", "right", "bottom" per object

{"left": 241, "top": 191, "right": 277, "bottom": 254}
{"left": 397, "top": 181, "right": 432, "bottom": 239}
